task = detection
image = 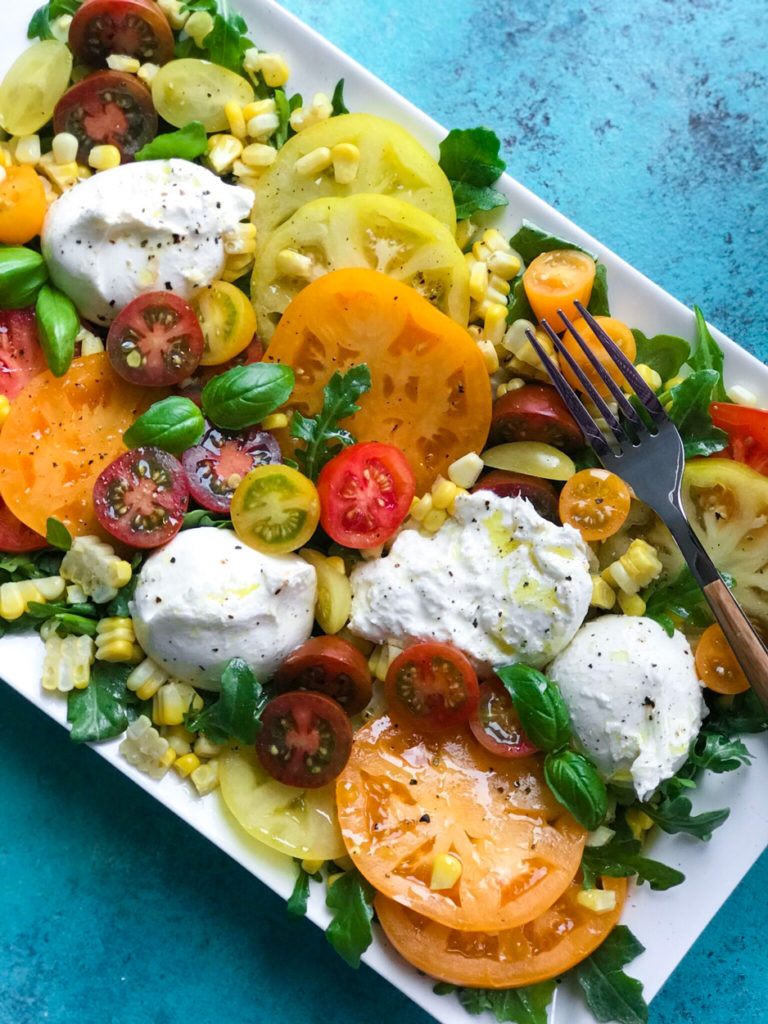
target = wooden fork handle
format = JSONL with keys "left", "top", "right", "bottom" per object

{"left": 703, "top": 578, "right": 768, "bottom": 708}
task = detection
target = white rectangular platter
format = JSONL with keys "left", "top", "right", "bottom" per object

{"left": 2, "top": 2, "right": 768, "bottom": 1022}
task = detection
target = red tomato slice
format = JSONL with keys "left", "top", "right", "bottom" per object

{"left": 316, "top": 441, "right": 415, "bottom": 549}
{"left": 710, "top": 402, "right": 768, "bottom": 476}
{"left": 93, "top": 445, "right": 189, "bottom": 548}
{"left": 490, "top": 383, "right": 584, "bottom": 451}
{"left": 0, "top": 496, "right": 47, "bottom": 552}
{"left": 472, "top": 469, "right": 560, "bottom": 522}
{"left": 385, "top": 641, "right": 479, "bottom": 733}
{"left": 182, "top": 425, "right": 281, "bottom": 513}
{"left": 274, "top": 635, "right": 373, "bottom": 715}
{"left": 178, "top": 335, "right": 264, "bottom": 407}
{"left": 255, "top": 690, "right": 354, "bottom": 789}
{"left": 53, "top": 70, "right": 158, "bottom": 164}
{"left": 469, "top": 678, "right": 539, "bottom": 758}
{"left": 68, "top": 0, "right": 174, "bottom": 67}
{"left": 107, "top": 292, "right": 204, "bottom": 387}
{"left": 0, "top": 308, "right": 47, "bottom": 400}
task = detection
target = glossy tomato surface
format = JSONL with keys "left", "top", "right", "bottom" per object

{"left": 0, "top": 308, "right": 47, "bottom": 400}
{"left": 182, "top": 425, "right": 281, "bottom": 513}
{"left": 472, "top": 469, "right": 560, "bottom": 522}
{"left": 469, "top": 678, "right": 539, "bottom": 758}
{"left": 107, "top": 291, "right": 204, "bottom": 386}
{"left": 274, "top": 636, "right": 373, "bottom": 715}
{"left": 69, "top": 0, "right": 174, "bottom": 67}
{"left": 385, "top": 641, "right": 479, "bottom": 733}
{"left": 0, "top": 496, "right": 47, "bottom": 552}
{"left": 490, "top": 383, "right": 583, "bottom": 451}
{"left": 710, "top": 402, "right": 768, "bottom": 475}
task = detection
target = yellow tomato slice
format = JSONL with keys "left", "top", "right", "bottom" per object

{"left": 559, "top": 468, "right": 632, "bottom": 541}
{"left": 231, "top": 464, "right": 320, "bottom": 554}
{"left": 193, "top": 280, "right": 257, "bottom": 366}
{"left": 151, "top": 58, "right": 254, "bottom": 132}
{"left": 0, "top": 39, "right": 72, "bottom": 135}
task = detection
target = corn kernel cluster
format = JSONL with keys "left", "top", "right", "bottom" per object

{"left": 576, "top": 888, "right": 617, "bottom": 913}
{"left": 0, "top": 133, "right": 91, "bottom": 202}
{"left": 408, "top": 475, "right": 469, "bottom": 535}
{"left": 152, "top": 680, "right": 204, "bottom": 726}
{"left": 602, "top": 538, "right": 663, "bottom": 597}
{"left": 0, "top": 576, "right": 65, "bottom": 620}
{"left": 126, "top": 656, "right": 169, "bottom": 701}
{"left": 95, "top": 617, "right": 141, "bottom": 663}
{"left": 42, "top": 634, "right": 95, "bottom": 692}
{"left": 60, "top": 535, "right": 133, "bottom": 603}
{"left": 368, "top": 641, "right": 404, "bottom": 682}
{"left": 119, "top": 715, "right": 174, "bottom": 779}
{"left": 460, "top": 229, "right": 523, "bottom": 375}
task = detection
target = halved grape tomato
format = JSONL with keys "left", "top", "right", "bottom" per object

{"left": 182, "top": 425, "right": 281, "bottom": 513}
{"left": 107, "top": 291, "right": 204, "bottom": 387}
{"left": 468, "top": 678, "right": 539, "bottom": 758}
{"left": 384, "top": 641, "right": 479, "bottom": 733}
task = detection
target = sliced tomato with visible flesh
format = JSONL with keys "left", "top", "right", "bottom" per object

{"left": 317, "top": 441, "right": 415, "bottom": 549}
{"left": 558, "top": 468, "right": 632, "bottom": 542}
{"left": 490, "top": 383, "right": 584, "bottom": 451}
{"left": 178, "top": 334, "right": 263, "bottom": 407}
{"left": 182, "top": 425, "right": 281, "bottom": 513}
{"left": 336, "top": 714, "right": 587, "bottom": 931}
{"left": 193, "top": 281, "right": 258, "bottom": 367}
{"left": 0, "top": 166, "right": 48, "bottom": 246}
{"left": 695, "top": 623, "right": 749, "bottom": 695}
{"left": 255, "top": 690, "right": 353, "bottom": 789}
{"left": 560, "top": 315, "right": 637, "bottom": 398}
{"left": 53, "top": 70, "right": 158, "bottom": 164}
{"left": 0, "top": 496, "right": 47, "bottom": 552}
{"left": 107, "top": 291, "right": 204, "bottom": 387}
{"left": 0, "top": 308, "right": 47, "bottom": 400}
{"left": 384, "top": 641, "right": 479, "bottom": 733}
{"left": 523, "top": 249, "right": 596, "bottom": 332}
{"left": 93, "top": 445, "right": 188, "bottom": 548}
{"left": 469, "top": 677, "right": 539, "bottom": 758}
{"left": 710, "top": 402, "right": 768, "bottom": 476}
{"left": 68, "top": 0, "right": 174, "bottom": 68}
{"left": 274, "top": 635, "right": 373, "bottom": 715}
{"left": 230, "top": 464, "right": 320, "bottom": 555}
{"left": 472, "top": 470, "right": 560, "bottom": 522}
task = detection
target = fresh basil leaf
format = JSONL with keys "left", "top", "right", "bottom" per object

{"left": 576, "top": 925, "right": 648, "bottom": 1024}
{"left": 67, "top": 661, "right": 133, "bottom": 743}
{"left": 688, "top": 730, "right": 751, "bottom": 773}
{"left": 179, "top": 0, "right": 253, "bottom": 73}
{"left": 439, "top": 127, "right": 508, "bottom": 220}
{"left": 123, "top": 396, "right": 205, "bottom": 454}
{"left": 706, "top": 689, "right": 768, "bottom": 735}
{"left": 508, "top": 220, "right": 596, "bottom": 264}
{"left": 291, "top": 364, "right": 371, "bottom": 480}
{"left": 28, "top": 0, "right": 81, "bottom": 39}
{"left": 631, "top": 329, "right": 690, "bottom": 382}
{"left": 273, "top": 89, "right": 302, "bottom": 148}
{"left": 135, "top": 121, "right": 209, "bottom": 162}
{"left": 457, "top": 980, "right": 556, "bottom": 1024}
{"left": 331, "top": 78, "right": 349, "bottom": 115}
{"left": 572, "top": 446, "right": 602, "bottom": 471}
{"left": 286, "top": 860, "right": 313, "bottom": 917}
{"left": 642, "top": 566, "right": 715, "bottom": 632}
{"left": 689, "top": 305, "right": 727, "bottom": 401}
{"left": 505, "top": 272, "right": 536, "bottom": 324}
{"left": 45, "top": 516, "right": 72, "bottom": 551}
{"left": 544, "top": 749, "right": 608, "bottom": 831}
{"left": 325, "top": 868, "right": 375, "bottom": 968}
{"left": 181, "top": 508, "right": 234, "bottom": 531}
{"left": 495, "top": 664, "right": 571, "bottom": 751}
{"left": 641, "top": 791, "right": 729, "bottom": 840}
{"left": 587, "top": 262, "right": 610, "bottom": 316}
{"left": 581, "top": 820, "right": 684, "bottom": 891}
{"left": 666, "top": 369, "right": 729, "bottom": 457}
{"left": 202, "top": 362, "right": 295, "bottom": 430}
{"left": 184, "top": 657, "right": 264, "bottom": 745}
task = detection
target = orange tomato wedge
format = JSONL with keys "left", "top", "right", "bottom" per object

{"left": 695, "top": 622, "right": 750, "bottom": 694}
{"left": 559, "top": 468, "right": 632, "bottom": 541}
{"left": 523, "top": 249, "right": 596, "bottom": 331}
{"left": 560, "top": 315, "right": 637, "bottom": 398}
{"left": 0, "top": 165, "right": 47, "bottom": 245}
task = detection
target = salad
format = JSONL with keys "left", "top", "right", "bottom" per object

{"left": 1, "top": 2, "right": 767, "bottom": 1023}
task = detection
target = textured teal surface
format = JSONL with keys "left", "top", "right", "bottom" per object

{"left": 2, "top": 2, "right": 767, "bottom": 1023}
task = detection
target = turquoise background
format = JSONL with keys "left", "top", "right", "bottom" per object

{"left": 2, "top": 1, "right": 767, "bottom": 1022}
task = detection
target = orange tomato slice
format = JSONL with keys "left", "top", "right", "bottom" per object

{"left": 694, "top": 622, "right": 749, "bottom": 694}
{"left": 560, "top": 315, "right": 636, "bottom": 398}
{"left": 376, "top": 873, "right": 626, "bottom": 987}
{"left": 523, "top": 249, "right": 596, "bottom": 331}
{"left": 559, "top": 468, "right": 632, "bottom": 541}
{"left": 263, "top": 268, "right": 491, "bottom": 494}
{"left": 0, "top": 353, "right": 156, "bottom": 536}
{"left": 336, "top": 714, "right": 586, "bottom": 932}
{"left": 0, "top": 165, "right": 47, "bottom": 245}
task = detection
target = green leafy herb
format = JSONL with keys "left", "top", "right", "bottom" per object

{"left": 495, "top": 664, "right": 571, "bottom": 751}
{"left": 576, "top": 926, "right": 648, "bottom": 1024}
{"left": 689, "top": 305, "right": 726, "bottom": 401}
{"left": 184, "top": 657, "right": 264, "bottom": 745}
{"left": 290, "top": 364, "right": 371, "bottom": 480}
{"left": 273, "top": 89, "right": 303, "bottom": 148}
{"left": 123, "top": 396, "right": 205, "bottom": 454}
{"left": 67, "top": 662, "right": 133, "bottom": 743}
{"left": 325, "top": 869, "right": 375, "bottom": 968}
{"left": 438, "top": 127, "right": 508, "bottom": 220}
{"left": 202, "top": 362, "right": 295, "bottom": 430}
{"left": 688, "top": 730, "right": 751, "bottom": 773}
{"left": 581, "top": 820, "right": 684, "bottom": 891}
{"left": 0, "top": 247, "right": 49, "bottom": 308}
{"left": 177, "top": 0, "right": 254, "bottom": 73}
{"left": 505, "top": 272, "right": 535, "bottom": 324}
{"left": 331, "top": 78, "right": 349, "bottom": 115}
{"left": 104, "top": 573, "right": 139, "bottom": 618}
{"left": 0, "top": 548, "right": 64, "bottom": 584}
{"left": 665, "top": 369, "right": 729, "bottom": 457}
{"left": 181, "top": 508, "right": 234, "bottom": 531}
{"left": 706, "top": 689, "right": 768, "bottom": 735}
{"left": 631, "top": 329, "right": 690, "bottom": 382}
{"left": 135, "top": 122, "right": 209, "bottom": 162}
{"left": 588, "top": 262, "right": 610, "bottom": 316}
{"left": 33, "top": 609, "right": 99, "bottom": 637}
{"left": 28, "top": 0, "right": 81, "bottom": 40}
{"left": 45, "top": 516, "right": 72, "bottom": 551}
{"left": 286, "top": 859, "right": 322, "bottom": 917}
{"left": 508, "top": 220, "right": 596, "bottom": 264}
{"left": 544, "top": 749, "right": 608, "bottom": 831}
{"left": 36, "top": 284, "right": 78, "bottom": 377}
{"left": 642, "top": 566, "right": 716, "bottom": 636}
{"left": 456, "top": 981, "right": 556, "bottom": 1024}
{"left": 642, "top": 789, "right": 729, "bottom": 840}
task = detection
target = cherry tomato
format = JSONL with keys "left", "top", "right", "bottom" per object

{"left": 93, "top": 445, "right": 189, "bottom": 548}
{"left": 0, "top": 308, "right": 47, "bottom": 400}
{"left": 523, "top": 249, "right": 596, "bottom": 331}
{"left": 68, "top": 0, "right": 174, "bottom": 68}
{"left": 107, "top": 292, "right": 204, "bottom": 387}
{"left": 472, "top": 470, "right": 560, "bottom": 522}
{"left": 710, "top": 402, "right": 768, "bottom": 476}
{"left": 274, "top": 636, "right": 373, "bottom": 716}
{"left": 560, "top": 315, "right": 636, "bottom": 399}
{"left": 469, "top": 678, "right": 539, "bottom": 758}
{"left": 0, "top": 496, "right": 47, "bottom": 552}
{"left": 385, "top": 641, "right": 479, "bottom": 733}
{"left": 695, "top": 623, "right": 749, "bottom": 695}
{"left": 192, "top": 281, "right": 258, "bottom": 367}
{"left": 182, "top": 425, "right": 281, "bottom": 513}
{"left": 255, "top": 690, "right": 354, "bottom": 789}
{"left": 53, "top": 71, "right": 158, "bottom": 164}
{"left": 0, "top": 166, "right": 47, "bottom": 246}
{"left": 230, "top": 464, "right": 320, "bottom": 555}
{"left": 490, "top": 383, "right": 583, "bottom": 452}
{"left": 317, "top": 442, "right": 416, "bottom": 549}
{"left": 178, "top": 335, "right": 264, "bottom": 407}
{"left": 558, "top": 468, "right": 631, "bottom": 541}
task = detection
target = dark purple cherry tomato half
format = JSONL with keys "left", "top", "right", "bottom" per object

{"left": 68, "top": 0, "right": 175, "bottom": 68}
{"left": 53, "top": 70, "right": 158, "bottom": 164}
{"left": 177, "top": 335, "right": 265, "bottom": 407}
{"left": 255, "top": 690, "right": 353, "bottom": 789}
{"left": 469, "top": 678, "right": 539, "bottom": 758}
{"left": 93, "top": 445, "right": 189, "bottom": 548}
{"left": 384, "top": 641, "right": 479, "bottom": 733}
{"left": 473, "top": 470, "right": 560, "bottom": 523}
{"left": 489, "top": 383, "right": 584, "bottom": 452}
{"left": 107, "top": 291, "right": 204, "bottom": 387}
{"left": 274, "top": 636, "right": 373, "bottom": 716}
{"left": 182, "top": 424, "right": 281, "bottom": 513}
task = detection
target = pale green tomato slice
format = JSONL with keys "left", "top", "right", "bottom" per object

{"left": 482, "top": 441, "right": 576, "bottom": 481}
{"left": 151, "top": 59, "right": 254, "bottom": 132}
{"left": 218, "top": 745, "right": 346, "bottom": 861}
{"left": 0, "top": 40, "right": 73, "bottom": 135}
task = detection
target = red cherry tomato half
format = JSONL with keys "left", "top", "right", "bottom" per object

{"left": 469, "top": 678, "right": 539, "bottom": 758}
{"left": 472, "top": 469, "right": 560, "bottom": 523}
{"left": 490, "top": 383, "right": 584, "bottom": 452}
{"left": 107, "top": 291, "right": 204, "bottom": 387}
{"left": 68, "top": 0, "right": 174, "bottom": 68}
{"left": 274, "top": 635, "right": 373, "bottom": 716}
{"left": 178, "top": 335, "right": 264, "bottom": 407}
{"left": 385, "top": 641, "right": 479, "bottom": 733}
{"left": 0, "top": 496, "right": 47, "bottom": 552}
{"left": 317, "top": 441, "right": 416, "bottom": 549}
{"left": 255, "top": 690, "right": 354, "bottom": 789}
{"left": 182, "top": 425, "right": 281, "bottom": 513}
{"left": 710, "top": 402, "right": 768, "bottom": 476}
{"left": 0, "top": 308, "right": 47, "bottom": 400}
{"left": 93, "top": 445, "right": 189, "bottom": 548}
{"left": 53, "top": 71, "right": 158, "bottom": 164}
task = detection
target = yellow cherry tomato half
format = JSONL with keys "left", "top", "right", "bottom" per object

{"left": 482, "top": 441, "right": 576, "bottom": 481}
{"left": 694, "top": 623, "right": 749, "bottom": 695}
{"left": 523, "top": 249, "right": 596, "bottom": 331}
{"left": 559, "top": 468, "right": 632, "bottom": 541}
{"left": 0, "top": 166, "right": 47, "bottom": 245}
{"left": 231, "top": 464, "right": 320, "bottom": 554}
{"left": 560, "top": 315, "right": 637, "bottom": 398}
{"left": 193, "top": 280, "right": 258, "bottom": 366}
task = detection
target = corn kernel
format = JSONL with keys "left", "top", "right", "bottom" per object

{"left": 152, "top": 680, "right": 204, "bottom": 726}
{"left": 625, "top": 806, "right": 654, "bottom": 840}
{"left": 295, "top": 146, "right": 333, "bottom": 177}
{"left": 409, "top": 492, "right": 433, "bottom": 522}
{"left": 422, "top": 508, "right": 448, "bottom": 533}
{"left": 576, "top": 889, "right": 617, "bottom": 913}
{"left": 35, "top": 576, "right": 65, "bottom": 601}
{"left": 602, "top": 538, "right": 663, "bottom": 596}
{"left": 95, "top": 617, "right": 137, "bottom": 662}
{"left": 431, "top": 477, "right": 459, "bottom": 510}
{"left": 258, "top": 52, "right": 290, "bottom": 88}
{"left": 727, "top": 384, "right": 757, "bottom": 406}
{"left": 496, "top": 377, "right": 526, "bottom": 399}
{"left": 61, "top": 535, "right": 132, "bottom": 602}
{"left": 360, "top": 544, "right": 383, "bottom": 560}
{"left": 586, "top": 826, "right": 616, "bottom": 848}
{"left": 243, "top": 98, "right": 277, "bottom": 120}
{"left": 157, "top": 0, "right": 188, "bottom": 29}
{"left": 276, "top": 247, "right": 315, "bottom": 279}
{"left": 38, "top": 152, "right": 86, "bottom": 192}
{"left": 42, "top": 634, "right": 94, "bottom": 692}
{"left": 488, "top": 250, "right": 521, "bottom": 280}
{"left": 430, "top": 853, "right": 463, "bottom": 890}
{"left": 137, "top": 62, "right": 160, "bottom": 86}
{"left": 591, "top": 575, "right": 616, "bottom": 610}
{"left": 191, "top": 758, "right": 220, "bottom": 795}
{"left": 447, "top": 452, "right": 483, "bottom": 489}
{"left": 159, "top": 747, "right": 177, "bottom": 768}
{"left": 51, "top": 132, "right": 79, "bottom": 165}
{"left": 472, "top": 240, "right": 491, "bottom": 263}
{"left": 194, "top": 733, "right": 223, "bottom": 758}
{"left": 174, "top": 752, "right": 201, "bottom": 778}
{"left": 242, "top": 47, "right": 262, "bottom": 74}
{"left": 483, "top": 302, "right": 509, "bottom": 348}
{"left": 185, "top": 10, "right": 214, "bottom": 46}
{"left": 77, "top": 326, "right": 105, "bottom": 355}
{"left": 106, "top": 54, "right": 141, "bottom": 73}
{"left": 15, "top": 135, "right": 41, "bottom": 165}
{"left": 488, "top": 273, "right": 511, "bottom": 297}
{"left": 50, "top": 13, "right": 73, "bottom": 41}
{"left": 0, "top": 394, "right": 10, "bottom": 428}
{"left": 163, "top": 724, "right": 194, "bottom": 756}
{"left": 482, "top": 228, "right": 511, "bottom": 253}
{"left": 618, "top": 592, "right": 646, "bottom": 616}
{"left": 241, "top": 142, "right": 277, "bottom": 168}
{"left": 468, "top": 259, "right": 488, "bottom": 302}
{"left": 290, "top": 93, "right": 333, "bottom": 133}
{"left": 477, "top": 338, "right": 499, "bottom": 374}
{"left": 126, "top": 656, "right": 167, "bottom": 697}
{"left": 246, "top": 112, "right": 280, "bottom": 139}
{"left": 630, "top": 363, "right": 662, "bottom": 392}
{"left": 222, "top": 222, "right": 257, "bottom": 255}
{"left": 301, "top": 858, "right": 324, "bottom": 875}
{"left": 455, "top": 218, "right": 476, "bottom": 250}
{"left": 207, "top": 134, "right": 243, "bottom": 174}
{"left": 88, "top": 145, "right": 121, "bottom": 171}
{"left": 663, "top": 375, "right": 686, "bottom": 391}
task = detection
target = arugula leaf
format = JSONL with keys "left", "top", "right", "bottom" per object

{"left": 184, "top": 657, "right": 263, "bottom": 745}
{"left": 45, "top": 516, "right": 72, "bottom": 551}
{"left": 642, "top": 566, "right": 715, "bottom": 635}
{"left": 438, "top": 128, "right": 508, "bottom": 220}
{"left": 104, "top": 573, "right": 139, "bottom": 618}
{"left": 202, "top": 362, "right": 295, "bottom": 430}
{"left": 0, "top": 548, "right": 64, "bottom": 584}
{"left": 505, "top": 272, "right": 535, "bottom": 324}
{"left": 495, "top": 664, "right": 571, "bottom": 751}
{"left": 666, "top": 369, "right": 729, "bottom": 457}
{"left": 67, "top": 662, "right": 133, "bottom": 743}
{"left": 181, "top": 508, "right": 234, "bottom": 531}
{"left": 286, "top": 860, "right": 318, "bottom": 917}
{"left": 135, "top": 122, "right": 209, "bottom": 162}
{"left": 631, "top": 329, "right": 690, "bottom": 382}
{"left": 706, "top": 689, "right": 768, "bottom": 735}
{"left": 581, "top": 822, "right": 684, "bottom": 891}
{"left": 588, "top": 262, "right": 610, "bottom": 316}
{"left": 331, "top": 78, "right": 349, "bottom": 115}
{"left": 688, "top": 730, "right": 751, "bottom": 773}
{"left": 689, "top": 305, "right": 727, "bottom": 401}
{"left": 28, "top": 0, "right": 81, "bottom": 40}
{"left": 273, "top": 89, "right": 303, "bottom": 148}
{"left": 123, "top": 396, "right": 205, "bottom": 454}
{"left": 457, "top": 981, "right": 556, "bottom": 1024}
{"left": 642, "top": 790, "right": 729, "bottom": 840}
{"left": 291, "top": 364, "right": 371, "bottom": 480}
{"left": 576, "top": 926, "right": 648, "bottom": 1024}
{"left": 178, "top": 0, "right": 254, "bottom": 73}
{"left": 508, "top": 220, "right": 596, "bottom": 264}
{"left": 325, "top": 869, "right": 375, "bottom": 968}
{"left": 544, "top": 749, "right": 608, "bottom": 831}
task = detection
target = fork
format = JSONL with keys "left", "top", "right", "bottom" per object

{"left": 525, "top": 301, "right": 768, "bottom": 708}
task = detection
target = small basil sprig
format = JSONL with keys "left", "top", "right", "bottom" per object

{"left": 0, "top": 246, "right": 48, "bottom": 308}
{"left": 35, "top": 284, "right": 78, "bottom": 377}
{"left": 45, "top": 516, "right": 72, "bottom": 551}
{"left": 202, "top": 363, "right": 295, "bottom": 430}
{"left": 135, "top": 121, "right": 209, "bottom": 162}
{"left": 496, "top": 663, "right": 607, "bottom": 830}
{"left": 123, "top": 396, "right": 204, "bottom": 454}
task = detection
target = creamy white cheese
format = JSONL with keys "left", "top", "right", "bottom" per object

{"left": 548, "top": 615, "right": 706, "bottom": 799}
{"left": 348, "top": 492, "right": 592, "bottom": 674}
{"left": 41, "top": 159, "right": 253, "bottom": 324}
{"left": 130, "top": 528, "right": 316, "bottom": 689}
